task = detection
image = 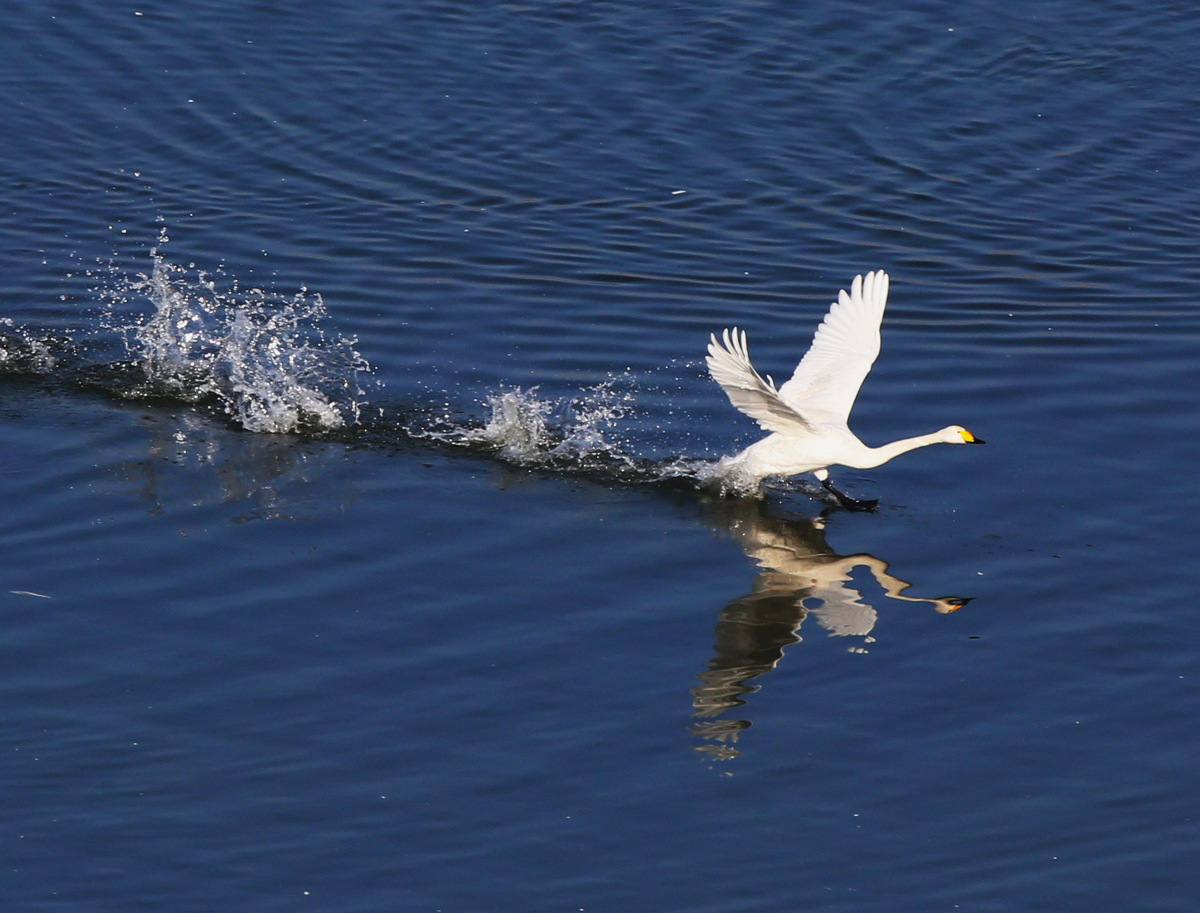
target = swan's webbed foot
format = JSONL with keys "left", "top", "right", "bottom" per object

{"left": 820, "top": 476, "right": 878, "bottom": 512}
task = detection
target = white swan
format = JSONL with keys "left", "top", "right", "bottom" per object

{"left": 706, "top": 270, "right": 983, "bottom": 509}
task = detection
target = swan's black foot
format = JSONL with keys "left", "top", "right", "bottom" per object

{"left": 839, "top": 494, "right": 879, "bottom": 512}
{"left": 821, "top": 478, "right": 878, "bottom": 512}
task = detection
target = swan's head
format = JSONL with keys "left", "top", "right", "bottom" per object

{"left": 933, "top": 596, "right": 973, "bottom": 614}
{"left": 941, "top": 425, "right": 985, "bottom": 445}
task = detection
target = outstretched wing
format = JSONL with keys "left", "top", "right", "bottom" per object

{"left": 706, "top": 328, "right": 813, "bottom": 435}
{"left": 777, "top": 270, "right": 889, "bottom": 425}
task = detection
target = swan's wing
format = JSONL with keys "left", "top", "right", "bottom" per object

{"left": 777, "top": 270, "right": 889, "bottom": 425}
{"left": 706, "top": 328, "right": 813, "bottom": 434}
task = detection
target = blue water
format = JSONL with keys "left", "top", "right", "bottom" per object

{"left": 4, "top": 2, "right": 1200, "bottom": 910}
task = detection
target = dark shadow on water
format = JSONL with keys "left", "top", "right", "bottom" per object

{"left": 691, "top": 497, "right": 971, "bottom": 762}
{"left": 116, "top": 409, "right": 356, "bottom": 522}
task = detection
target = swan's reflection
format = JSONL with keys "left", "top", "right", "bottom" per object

{"left": 692, "top": 498, "right": 970, "bottom": 761}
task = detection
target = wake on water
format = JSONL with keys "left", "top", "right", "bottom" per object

{"left": 1, "top": 238, "right": 765, "bottom": 496}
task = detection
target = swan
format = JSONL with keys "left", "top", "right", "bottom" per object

{"left": 706, "top": 270, "right": 983, "bottom": 509}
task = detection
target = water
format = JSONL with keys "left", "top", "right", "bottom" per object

{"left": 3, "top": 1, "right": 1200, "bottom": 910}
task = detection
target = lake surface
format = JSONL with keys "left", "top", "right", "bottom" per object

{"left": 3, "top": 1, "right": 1200, "bottom": 910}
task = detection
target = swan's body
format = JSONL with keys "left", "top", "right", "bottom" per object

{"left": 706, "top": 270, "right": 983, "bottom": 508}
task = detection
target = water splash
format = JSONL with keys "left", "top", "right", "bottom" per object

{"left": 470, "top": 389, "right": 557, "bottom": 461}
{"left": 419, "top": 382, "right": 636, "bottom": 467}
{"left": 0, "top": 319, "right": 62, "bottom": 374}
{"left": 12, "top": 234, "right": 767, "bottom": 497}
{"left": 105, "top": 241, "right": 372, "bottom": 434}
{"left": 410, "top": 379, "right": 729, "bottom": 491}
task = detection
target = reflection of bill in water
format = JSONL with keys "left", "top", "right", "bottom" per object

{"left": 692, "top": 499, "right": 969, "bottom": 761}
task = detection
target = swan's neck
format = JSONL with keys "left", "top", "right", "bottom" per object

{"left": 856, "top": 432, "right": 945, "bottom": 468}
